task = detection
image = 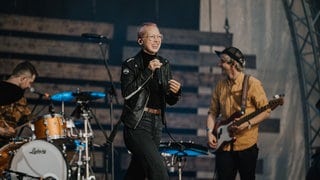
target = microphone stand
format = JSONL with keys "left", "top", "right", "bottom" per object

{"left": 98, "top": 41, "right": 120, "bottom": 180}
{"left": 30, "top": 93, "right": 45, "bottom": 116}
{"left": 83, "top": 34, "right": 122, "bottom": 180}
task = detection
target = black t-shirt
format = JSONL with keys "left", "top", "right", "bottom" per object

{"left": 0, "top": 81, "right": 24, "bottom": 106}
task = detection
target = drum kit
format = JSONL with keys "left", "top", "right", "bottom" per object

{"left": 0, "top": 84, "right": 211, "bottom": 179}
{"left": 0, "top": 89, "right": 106, "bottom": 180}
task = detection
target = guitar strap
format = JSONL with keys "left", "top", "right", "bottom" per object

{"left": 230, "top": 74, "right": 250, "bottom": 152}
{"left": 240, "top": 74, "right": 251, "bottom": 114}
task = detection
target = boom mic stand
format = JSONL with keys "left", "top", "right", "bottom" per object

{"left": 82, "top": 33, "right": 121, "bottom": 180}
{"left": 98, "top": 38, "right": 120, "bottom": 180}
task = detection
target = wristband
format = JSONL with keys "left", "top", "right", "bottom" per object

{"left": 206, "top": 128, "right": 213, "bottom": 133}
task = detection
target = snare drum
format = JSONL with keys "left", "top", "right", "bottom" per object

{"left": 34, "top": 113, "right": 66, "bottom": 140}
{"left": 9, "top": 140, "right": 70, "bottom": 179}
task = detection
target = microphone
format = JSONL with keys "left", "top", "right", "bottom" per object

{"left": 155, "top": 68, "right": 162, "bottom": 85}
{"left": 81, "top": 33, "right": 109, "bottom": 43}
{"left": 154, "top": 56, "right": 168, "bottom": 85}
{"left": 30, "top": 87, "right": 50, "bottom": 98}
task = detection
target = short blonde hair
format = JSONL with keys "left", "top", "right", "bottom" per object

{"left": 137, "top": 22, "right": 158, "bottom": 38}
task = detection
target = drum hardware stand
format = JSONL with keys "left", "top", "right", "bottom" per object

{"left": 176, "top": 156, "right": 186, "bottom": 180}
{"left": 76, "top": 141, "right": 84, "bottom": 180}
{"left": 76, "top": 100, "right": 96, "bottom": 180}
{"left": 66, "top": 117, "right": 79, "bottom": 138}
{"left": 165, "top": 155, "right": 186, "bottom": 180}
{"left": 85, "top": 101, "right": 121, "bottom": 180}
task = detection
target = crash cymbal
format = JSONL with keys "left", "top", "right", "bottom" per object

{"left": 0, "top": 81, "right": 24, "bottom": 106}
{"left": 51, "top": 91, "right": 105, "bottom": 102}
{"left": 159, "top": 141, "right": 209, "bottom": 157}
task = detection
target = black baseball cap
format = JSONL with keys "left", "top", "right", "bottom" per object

{"left": 215, "top": 47, "right": 246, "bottom": 67}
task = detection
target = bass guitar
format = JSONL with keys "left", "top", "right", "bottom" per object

{"left": 212, "top": 94, "right": 284, "bottom": 152}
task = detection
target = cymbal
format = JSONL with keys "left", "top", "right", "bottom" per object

{"left": 0, "top": 81, "right": 24, "bottom": 106}
{"left": 159, "top": 141, "right": 209, "bottom": 157}
{"left": 51, "top": 91, "right": 106, "bottom": 102}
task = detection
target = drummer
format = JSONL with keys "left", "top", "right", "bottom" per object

{"left": 0, "top": 61, "right": 38, "bottom": 148}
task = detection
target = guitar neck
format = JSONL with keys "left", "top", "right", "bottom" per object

{"left": 234, "top": 104, "right": 270, "bottom": 126}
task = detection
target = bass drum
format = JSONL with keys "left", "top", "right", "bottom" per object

{"left": 0, "top": 140, "right": 27, "bottom": 177}
{"left": 9, "top": 140, "right": 69, "bottom": 180}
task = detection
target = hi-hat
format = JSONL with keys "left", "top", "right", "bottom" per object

{"left": 159, "top": 141, "right": 209, "bottom": 157}
{"left": 51, "top": 91, "right": 106, "bottom": 102}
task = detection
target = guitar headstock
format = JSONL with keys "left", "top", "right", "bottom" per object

{"left": 269, "top": 94, "right": 285, "bottom": 110}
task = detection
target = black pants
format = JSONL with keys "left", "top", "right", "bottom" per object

{"left": 215, "top": 144, "right": 259, "bottom": 180}
{"left": 123, "top": 112, "right": 169, "bottom": 180}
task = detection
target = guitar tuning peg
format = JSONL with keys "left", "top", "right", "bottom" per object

{"left": 273, "top": 94, "right": 285, "bottom": 99}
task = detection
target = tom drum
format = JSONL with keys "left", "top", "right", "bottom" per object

{"left": 34, "top": 113, "right": 66, "bottom": 140}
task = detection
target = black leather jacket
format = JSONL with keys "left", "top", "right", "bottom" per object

{"left": 120, "top": 50, "right": 181, "bottom": 129}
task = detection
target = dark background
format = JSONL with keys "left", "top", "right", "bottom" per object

{"left": 0, "top": 0, "right": 200, "bottom": 66}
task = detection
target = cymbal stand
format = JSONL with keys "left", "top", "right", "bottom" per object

{"left": 76, "top": 141, "right": 84, "bottom": 180}
{"left": 61, "top": 100, "right": 65, "bottom": 116}
{"left": 78, "top": 101, "right": 96, "bottom": 180}
{"left": 177, "top": 156, "right": 184, "bottom": 180}
{"left": 166, "top": 155, "right": 186, "bottom": 180}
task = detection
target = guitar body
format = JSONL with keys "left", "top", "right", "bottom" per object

{"left": 214, "top": 122, "right": 235, "bottom": 152}
{"left": 213, "top": 111, "right": 243, "bottom": 152}
{"left": 211, "top": 95, "right": 284, "bottom": 153}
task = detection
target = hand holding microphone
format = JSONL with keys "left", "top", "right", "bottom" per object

{"left": 148, "top": 59, "right": 162, "bottom": 71}
{"left": 148, "top": 59, "right": 163, "bottom": 85}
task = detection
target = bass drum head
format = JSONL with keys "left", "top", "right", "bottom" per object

{"left": 10, "top": 140, "right": 68, "bottom": 180}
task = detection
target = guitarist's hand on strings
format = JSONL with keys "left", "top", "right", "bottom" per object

{"left": 228, "top": 118, "right": 248, "bottom": 135}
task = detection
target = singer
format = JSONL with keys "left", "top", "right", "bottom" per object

{"left": 0, "top": 61, "right": 38, "bottom": 149}
{"left": 120, "top": 22, "right": 181, "bottom": 180}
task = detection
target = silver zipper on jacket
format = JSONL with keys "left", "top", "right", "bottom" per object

{"left": 124, "top": 74, "right": 153, "bottom": 100}
{"left": 133, "top": 94, "right": 150, "bottom": 129}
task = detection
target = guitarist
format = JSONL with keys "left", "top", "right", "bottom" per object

{"left": 206, "top": 47, "right": 271, "bottom": 180}
{"left": 0, "top": 61, "right": 38, "bottom": 148}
